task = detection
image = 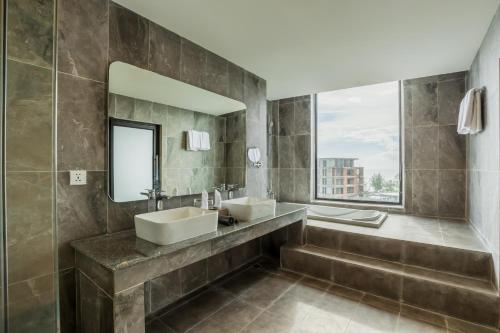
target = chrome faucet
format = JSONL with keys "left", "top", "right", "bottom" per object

{"left": 227, "top": 184, "right": 239, "bottom": 199}
{"left": 140, "top": 188, "right": 170, "bottom": 211}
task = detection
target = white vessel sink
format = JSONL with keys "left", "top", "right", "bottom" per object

{"left": 135, "top": 207, "right": 218, "bottom": 245}
{"left": 221, "top": 197, "right": 276, "bottom": 222}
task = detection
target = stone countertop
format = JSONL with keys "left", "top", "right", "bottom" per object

{"left": 71, "top": 203, "right": 305, "bottom": 272}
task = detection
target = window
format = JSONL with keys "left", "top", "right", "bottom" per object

{"left": 315, "top": 81, "right": 401, "bottom": 204}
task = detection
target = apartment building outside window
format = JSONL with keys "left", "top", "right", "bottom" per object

{"left": 315, "top": 81, "right": 402, "bottom": 204}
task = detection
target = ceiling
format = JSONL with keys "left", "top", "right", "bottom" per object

{"left": 114, "top": 0, "right": 500, "bottom": 100}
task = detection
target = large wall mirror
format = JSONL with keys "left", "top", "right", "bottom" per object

{"left": 108, "top": 62, "right": 247, "bottom": 202}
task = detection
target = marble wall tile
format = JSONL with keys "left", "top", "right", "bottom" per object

{"left": 180, "top": 38, "right": 206, "bottom": 87}
{"left": 79, "top": 273, "right": 113, "bottom": 333}
{"left": 270, "top": 101, "right": 279, "bottom": 136}
{"left": 438, "top": 170, "right": 466, "bottom": 218}
{"left": 294, "top": 96, "right": 311, "bottom": 135}
{"left": 112, "top": 94, "right": 135, "bottom": 119}
{"left": 133, "top": 99, "right": 153, "bottom": 123}
{"left": 8, "top": 273, "right": 56, "bottom": 333}
{"left": 57, "top": 73, "right": 106, "bottom": 171}
{"left": 271, "top": 136, "right": 279, "bottom": 169}
{"left": 294, "top": 168, "right": 310, "bottom": 203}
{"left": 149, "top": 22, "right": 181, "bottom": 80}
{"left": 207, "top": 252, "right": 232, "bottom": 282}
{"left": 7, "top": 0, "right": 54, "bottom": 68}
{"left": 411, "top": 81, "right": 438, "bottom": 126}
{"left": 6, "top": 172, "right": 54, "bottom": 283}
{"left": 109, "top": 3, "right": 149, "bottom": 68}
{"left": 261, "top": 228, "right": 287, "bottom": 258}
{"left": 6, "top": 60, "right": 53, "bottom": 172}
{"left": 225, "top": 110, "right": 246, "bottom": 143}
{"left": 404, "top": 170, "right": 412, "bottom": 213}
{"left": 278, "top": 136, "right": 294, "bottom": 169}
{"left": 333, "top": 260, "right": 402, "bottom": 300}
{"left": 404, "top": 127, "right": 412, "bottom": 170}
{"left": 108, "top": 198, "right": 148, "bottom": 233}
{"left": 181, "top": 260, "right": 208, "bottom": 294}
{"left": 412, "top": 126, "right": 438, "bottom": 170}
{"left": 57, "top": 171, "right": 107, "bottom": 270}
{"left": 294, "top": 135, "right": 310, "bottom": 169}
{"left": 281, "top": 247, "right": 331, "bottom": 280}
{"left": 341, "top": 233, "right": 402, "bottom": 263}
{"left": 204, "top": 51, "right": 229, "bottom": 96}
{"left": 402, "top": 276, "right": 499, "bottom": 327}
{"left": 59, "top": 269, "right": 76, "bottom": 333}
{"left": 279, "top": 169, "right": 294, "bottom": 202}
{"left": 437, "top": 77, "right": 465, "bottom": 125}
{"left": 403, "top": 82, "right": 412, "bottom": 129}
{"left": 438, "top": 125, "right": 466, "bottom": 169}
{"left": 278, "top": 102, "right": 294, "bottom": 136}
{"left": 225, "top": 141, "right": 246, "bottom": 167}
{"left": 148, "top": 270, "right": 182, "bottom": 314}
{"left": 114, "top": 285, "right": 145, "bottom": 333}
{"left": 227, "top": 62, "right": 244, "bottom": 102}
{"left": 58, "top": 0, "right": 109, "bottom": 81}
{"left": 412, "top": 170, "right": 438, "bottom": 216}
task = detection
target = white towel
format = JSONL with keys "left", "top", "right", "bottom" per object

{"left": 200, "top": 131, "right": 210, "bottom": 151}
{"left": 187, "top": 130, "right": 202, "bottom": 151}
{"left": 457, "top": 88, "right": 483, "bottom": 135}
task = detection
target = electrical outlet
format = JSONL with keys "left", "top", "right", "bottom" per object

{"left": 70, "top": 170, "right": 87, "bottom": 185}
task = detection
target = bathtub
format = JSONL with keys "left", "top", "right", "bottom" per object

{"left": 307, "top": 205, "right": 388, "bottom": 228}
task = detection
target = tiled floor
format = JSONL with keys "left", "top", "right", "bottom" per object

{"left": 146, "top": 259, "right": 494, "bottom": 333}
{"left": 308, "top": 214, "right": 487, "bottom": 252}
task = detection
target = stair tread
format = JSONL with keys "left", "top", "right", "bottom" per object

{"left": 286, "top": 244, "right": 497, "bottom": 295}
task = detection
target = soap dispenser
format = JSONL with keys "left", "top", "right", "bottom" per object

{"left": 201, "top": 190, "right": 209, "bottom": 209}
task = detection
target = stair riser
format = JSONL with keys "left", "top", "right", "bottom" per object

{"left": 306, "top": 226, "right": 493, "bottom": 281}
{"left": 281, "top": 247, "right": 500, "bottom": 328}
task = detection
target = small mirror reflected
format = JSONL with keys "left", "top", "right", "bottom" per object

{"left": 108, "top": 62, "right": 247, "bottom": 202}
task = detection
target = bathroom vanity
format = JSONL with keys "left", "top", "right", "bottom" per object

{"left": 72, "top": 203, "right": 306, "bottom": 332}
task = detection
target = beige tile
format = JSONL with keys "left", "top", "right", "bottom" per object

{"left": 345, "top": 301, "right": 398, "bottom": 333}
{"left": 239, "top": 270, "right": 298, "bottom": 309}
{"left": 189, "top": 299, "right": 261, "bottom": 333}
{"left": 267, "top": 277, "right": 328, "bottom": 320}
{"left": 396, "top": 316, "right": 447, "bottom": 333}
{"left": 242, "top": 311, "right": 297, "bottom": 333}
{"left": 160, "top": 288, "right": 234, "bottom": 332}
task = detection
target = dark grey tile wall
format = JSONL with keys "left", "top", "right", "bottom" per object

{"left": 403, "top": 72, "right": 467, "bottom": 218}
{"left": 5, "top": 0, "right": 58, "bottom": 331}
{"left": 57, "top": 1, "right": 268, "bottom": 331}
{"left": 467, "top": 7, "right": 500, "bottom": 287}
{"left": 269, "top": 96, "right": 312, "bottom": 203}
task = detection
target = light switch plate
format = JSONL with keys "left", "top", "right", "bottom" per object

{"left": 70, "top": 170, "right": 87, "bottom": 185}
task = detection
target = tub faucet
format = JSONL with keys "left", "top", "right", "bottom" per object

{"left": 140, "top": 188, "right": 170, "bottom": 211}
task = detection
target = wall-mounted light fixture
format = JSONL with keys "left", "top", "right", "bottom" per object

{"left": 247, "top": 147, "right": 262, "bottom": 168}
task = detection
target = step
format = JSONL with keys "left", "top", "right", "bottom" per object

{"left": 306, "top": 224, "right": 494, "bottom": 283}
{"left": 281, "top": 244, "right": 499, "bottom": 328}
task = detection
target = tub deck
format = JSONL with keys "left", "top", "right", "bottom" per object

{"left": 308, "top": 214, "right": 487, "bottom": 252}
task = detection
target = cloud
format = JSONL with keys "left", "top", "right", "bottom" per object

{"left": 316, "top": 81, "right": 400, "bottom": 179}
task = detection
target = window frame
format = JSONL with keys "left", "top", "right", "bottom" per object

{"left": 313, "top": 82, "right": 403, "bottom": 205}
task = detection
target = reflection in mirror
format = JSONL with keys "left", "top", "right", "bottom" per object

{"left": 108, "top": 62, "right": 247, "bottom": 202}
{"left": 109, "top": 119, "right": 159, "bottom": 202}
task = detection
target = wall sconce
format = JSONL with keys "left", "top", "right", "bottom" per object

{"left": 247, "top": 147, "right": 262, "bottom": 168}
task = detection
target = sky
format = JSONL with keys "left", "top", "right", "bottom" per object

{"left": 316, "top": 81, "right": 400, "bottom": 184}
